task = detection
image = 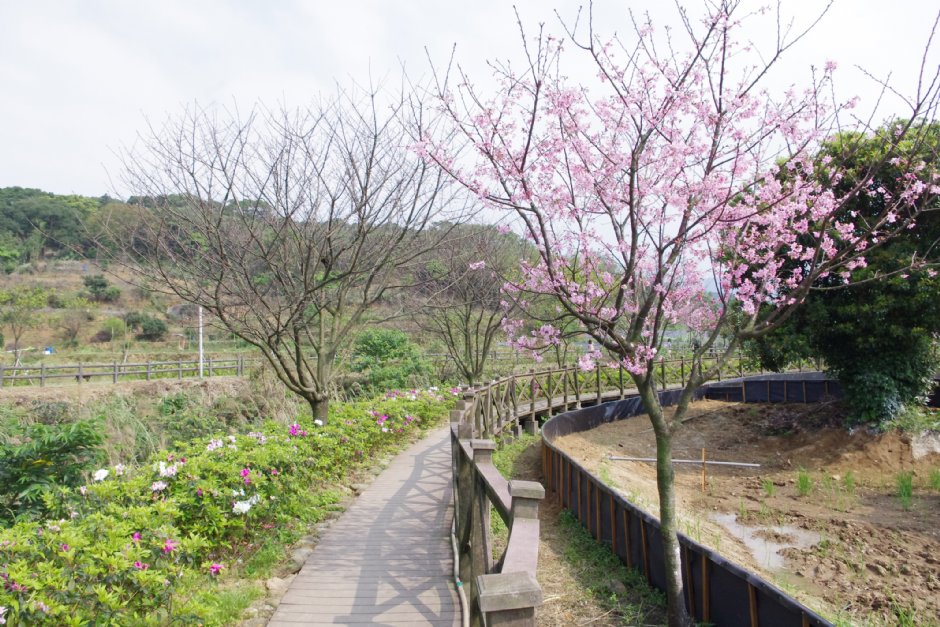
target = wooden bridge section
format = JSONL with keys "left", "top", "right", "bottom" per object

{"left": 269, "top": 426, "right": 461, "bottom": 626}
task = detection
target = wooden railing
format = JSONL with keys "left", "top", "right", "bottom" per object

{"left": 0, "top": 357, "right": 251, "bottom": 387}
{"left": 451, "top": 362, "right": 645, "bottom": 626}
{"left": 452, "top": 356, "right": 815, "bottom": 625}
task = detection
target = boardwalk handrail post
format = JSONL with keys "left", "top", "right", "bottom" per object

{"left": 477, "top": 571, "right": 542, "bottom": 627}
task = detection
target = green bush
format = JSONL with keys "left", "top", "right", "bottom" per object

{"left": 123, "top": 312, "right": 168, "bottom": 341}
{"left": 350, "top": 328, "right": 432, "bottom": 392}
{"left": 0, "top": 420, "right": 105, "bottom": 523}
{"left": 0, "top": 389, "right": 455, "bottom": 625}
{"left": 82, "top": 274, "right": 121, "bottom": 303}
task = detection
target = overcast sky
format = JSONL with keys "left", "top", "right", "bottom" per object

{"left": 1, "top": 0, "right": 938, "bottom": 198}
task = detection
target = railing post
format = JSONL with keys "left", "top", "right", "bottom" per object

{"left": 477, "top": 571, "right": 542, "bottom": 627}
{"left": 573, "top": 368, "right": 581, "bottom": 409}
{"left": 470, "top": 440, "right": 497, "bottom": 588}
{"left": 595, "top": 364, "right": 601, "bottom": 405}
{"left": 619, "top": 364, "right": 624, "bottom": 399}
{"left": 0, "top": 363, "right": 4, "bottom": 388}
{"left": 178, "top": 358, "right": 183, "bottom": 380}
{"left": 113, "top": 361, "right": 118, "bottom": 384}
{"left": 146, "top": 361, "right": 152, "bottom": 381}
{"left": 78, "top": 362, "right": 83, "bottom": 384}
{"left": 40, "top": 363, "right": 45, "bottom": 387}
{"left": 509, "top": 480, "right": 544, "bottom": 522}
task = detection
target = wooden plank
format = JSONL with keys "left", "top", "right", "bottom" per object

{"left": 269, "top": 427, "right": 459, "bottom": 625}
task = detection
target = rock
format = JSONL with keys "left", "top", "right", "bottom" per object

{"left": 607, "top": 580, "right": 627, "bottom": 595}
{"left": 266, "top": 575, "right": 293, "bottom": 596}
{"left": 290, "top": 547, "right": 314, "bottom": 571}
{"left": 867, "top": 562, "right": 887, "bottom": 577}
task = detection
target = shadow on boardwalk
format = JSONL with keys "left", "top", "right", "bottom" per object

{"left": 268, "top": 426, "right": 461, "bottom": 626}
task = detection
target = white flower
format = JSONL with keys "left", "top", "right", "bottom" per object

{"left": 227, "top": 435, "right": 236, "bottom": 443}
{"left": 232, "top": 500, "right": 252, "bottom": 515}
{"left": 232, "top": 494, "right": 260, "bottom": 514}
{"left": 0, "top": 605, "right": 7, "bottom": 625}
{"left": 206, "top": 439, "right": 223, "bottom": 452}
{"left": 93, "top": 469, "right": 109, "bottom": 482}
{"left": 79, "top": 486, "right": 87, "bottom": 496}
{"left": 114, "top": 463, "right": 126, "bottom": 476}
{"left": 313, "top": 419, "right": 324, "bottom": 427}
{"left": 151, "top": 481, "right": 168, "bottom": 492}
{"left": 158, "top": 462, "right": 178, "bottom": 478}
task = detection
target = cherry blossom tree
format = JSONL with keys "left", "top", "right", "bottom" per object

{"left": 423, "top": 3, "right": 940, "bottom": 624}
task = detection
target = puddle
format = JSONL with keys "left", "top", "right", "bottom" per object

{"left": 711, "top": 513, "right": 820, "bottom": 571}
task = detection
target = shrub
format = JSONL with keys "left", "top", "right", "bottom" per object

{"left": 82, "top": 274, "right": 121, "bottom": 303}
{"left": 0, "top": 420, "right": 105, "bottom": 523}
{"left": 129, "top": 314, "right": 168, "bottom": 341}
{"left": 350, "top": 328, "right": 432, "bottom": 393}
{"left": 0, "top": 388, "right": 455, "bottom": 625}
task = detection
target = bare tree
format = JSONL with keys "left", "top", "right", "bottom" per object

{"left": 99, "top": 86, "right": 467, "bottom": 421}
{"left": 415, "top": 224, "right": 526, "bottom": 385}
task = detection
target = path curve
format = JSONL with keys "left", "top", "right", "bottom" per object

{"left": 268, "top": 426, "right": 460, "bottom": 626}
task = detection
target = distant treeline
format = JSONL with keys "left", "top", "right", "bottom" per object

{"left": 0, "top": 187, "right": 191, "bottom": 271}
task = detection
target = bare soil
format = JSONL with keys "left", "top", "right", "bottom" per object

{"left": 554, "top": 400, "right": 940, "bottom": 624}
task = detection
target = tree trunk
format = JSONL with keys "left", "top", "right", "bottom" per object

{"left": 638, "top": 383, "right": 693, "bottom": 627}
{"left": 309, "top": 396, "right": 330, "bottom": 424}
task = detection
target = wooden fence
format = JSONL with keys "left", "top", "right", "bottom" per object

{"left": 0, "top": 357, "right": 250, "bottom": 388}
{"left": 456, "top": 364, "right": 837, "bottom": 626}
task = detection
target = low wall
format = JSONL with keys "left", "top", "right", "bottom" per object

{"left": 540, "top": 378, "right": 837, "bottom": 627}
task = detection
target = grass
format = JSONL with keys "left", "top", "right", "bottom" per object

{"left": 895, "top": 471, "right": 914, "bottom": 509}
{"left": 761, "top": 477, "right": 776, "bottom": 497}
{"left": 489, "top": 433, "right": 666, "bottom": 625}
{"left": 842, "top": 470, "right": 856, "bottom": 496}
{"left": 929, "top": 468, "right": 940, "bottom": 492}
{"left": 557, "top": 510, "right": 666, "bottom": 624}
{"left": 796, "top": 468, "right": 813, "bottom": 497}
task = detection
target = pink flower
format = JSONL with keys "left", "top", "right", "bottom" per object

{"left": 133, "top": 561, "right": 149, "bottom": 570}
{"left": 132, "top": 532, "right": 141, "bottom": 543}
{"left": 60, "top": 543, "right": 69, "bottom": 552}
{"left": 209, "top": 563, "right": 223, "bottom": 576}
{"left": 163, "top": 539, "right": 178, "bottom": 554}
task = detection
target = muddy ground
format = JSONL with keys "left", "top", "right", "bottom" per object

{"left": 554, "top": 400, "right": 940, "bottom": 624}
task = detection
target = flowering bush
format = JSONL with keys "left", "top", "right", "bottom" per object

{"left": 0, "top": 389, "right": 451, "bottom": 625}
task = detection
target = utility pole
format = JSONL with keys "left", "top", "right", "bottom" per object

{"left": 198, "top": 305, "right": 204, "bottom": 378}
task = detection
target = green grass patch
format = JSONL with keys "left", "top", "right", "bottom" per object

{"left": 796, "top": 468, "right": 813, "bottom": 497}
{"left": 557, "top": 510, "right": 666, "bottom": 623}
{"left": 896, "top": 471, "right": 915, "bottom": 510}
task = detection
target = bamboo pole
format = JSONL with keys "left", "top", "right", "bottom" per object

{"left": 608, "top": 455, "right": 760, "bottom": 468}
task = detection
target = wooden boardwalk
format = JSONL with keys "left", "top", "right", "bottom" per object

{"left": 268, "top": 426, "right": 461, "bottom": 626}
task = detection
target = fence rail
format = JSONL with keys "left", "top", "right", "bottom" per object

{"left": 0, "top": 357, "right": 251, "bottom": 387}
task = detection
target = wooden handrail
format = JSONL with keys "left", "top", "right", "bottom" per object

{"left": 452, "top": 355, "right": 805, "bottom": 626}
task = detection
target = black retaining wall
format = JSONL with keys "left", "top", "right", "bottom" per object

{"left": 541, "top": 377, "right": 839, "bottom": 626}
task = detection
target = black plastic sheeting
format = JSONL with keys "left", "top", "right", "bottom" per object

{"left": 541, "top": 377, "right": 838, "bottom": 627}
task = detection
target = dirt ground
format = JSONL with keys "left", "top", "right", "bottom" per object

{"left": 554, "top": 400, "right": 940, "bottom": 624}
